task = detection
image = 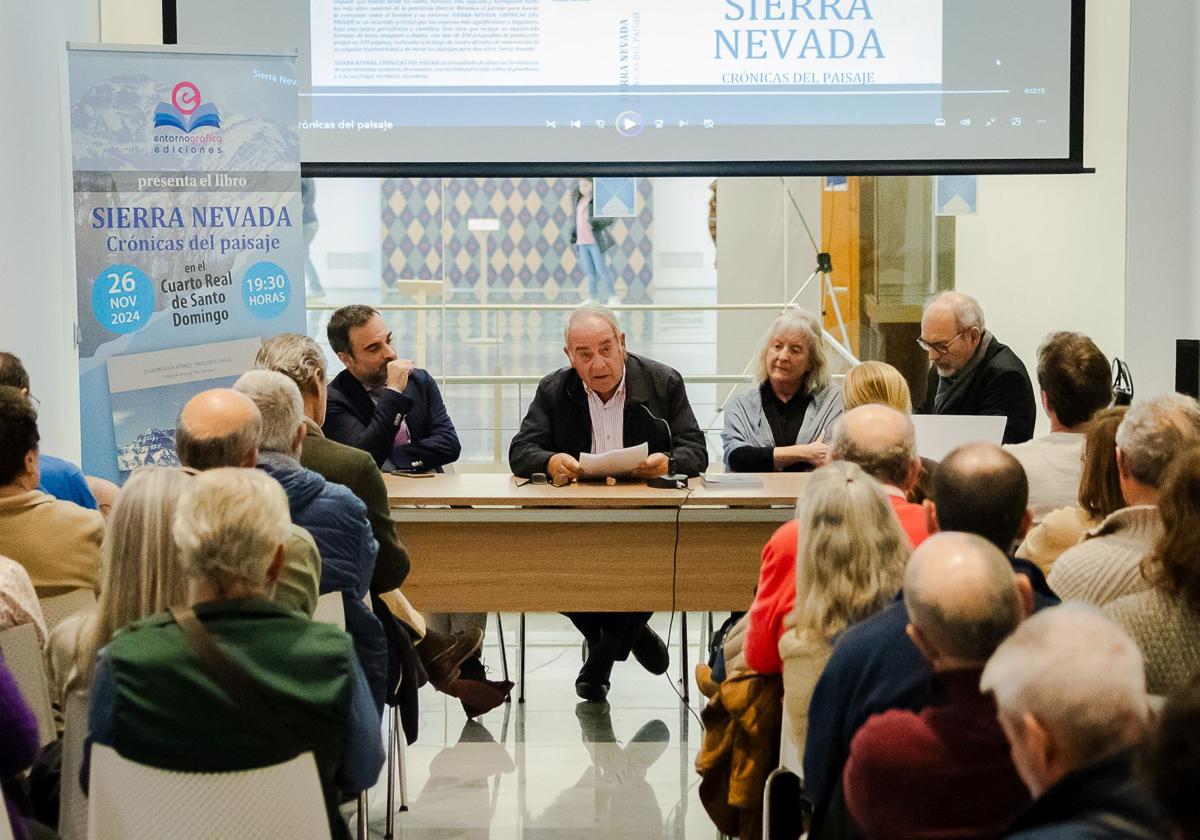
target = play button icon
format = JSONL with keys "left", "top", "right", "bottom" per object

{"left": 615, "top": 111, "right": 644, "bottom": 137}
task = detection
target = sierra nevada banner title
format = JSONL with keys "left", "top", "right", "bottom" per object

{"left": 67, "top": 45, "right": 304, "bottom": 482}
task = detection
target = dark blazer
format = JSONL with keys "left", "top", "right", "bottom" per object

{"left": 323, "top": 368, "right": 461, "bottom": 471}
{"left": 300, "top": 419, "right": 410, "bottom": 594}
{"left": 1005, "top": 749, "right": 1167, "bottom": 839}
{"left": 916, "top": 337, "right": 1037, "bottom": 444}
{"left": 508, "top": 353, "right": 709, "bottom": 478}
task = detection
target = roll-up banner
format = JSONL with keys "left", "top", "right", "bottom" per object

{"left": 66, "top": 44, "right": 304, "bottom": 482}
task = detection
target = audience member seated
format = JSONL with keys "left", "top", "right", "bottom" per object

{"left": 0, "top": 555, "right": 46, "bottom": 645}
{"left": 1005, "top": 332, "right": 1112, "bottom": 522}
{"left": 722, "top": 309, "right": 844, "bottom": 472}
{"left": 1104, "top": 447, "right": 1200, "bottom": 695}
{"left": 1049, "top": 393, "right": 1200, "bottom": 606}
{"left": 981, "top": 604, "right": 1166, "bottom": 838}
{"left": 777, "top": 461, "right": 908, "bottom": 757}
{"left": 832, "top": 405, "right": 930, "bottom": 546}
{"left": 175, "top": 388, "right": 322, "bottom": 616}
{"left": 842, "top": 360, "right": 912, "bottom": 413}
{"left": 321, "top": 310, "right": 486, "bottom": 688}
{"left": 83, "top": 468, "right": 385, "bottom": 840}
{"left": 802, "top": 442, "right": 1058, "bottom": 839}
{"left": 915, "top": 291, "right": 1036, "bottom": 444}
{"left": 255, "top": 334, "right": 504, "bottom": 714}
{"left": 323, "top": 304, "right": 461, "bottom": 471}
{"left": 47, "top": 466, "right": 190, "bottom": 701}
{"left": 742, "top": 405, "right": 927, "bottom": 677}
{"left": 1144, "top": 671, "right": 1200, "bottom": 839}
{"left": 234, "top": 370, "right": 387, "bottom": 708}
{"left": 0, "top": 351, "right": 98, "bottom": 511}
{"left": 0, "top": 386, "right": 103, "bottom": 596}
{"left": 1016, "top": 406, "right": 1127, "bottom": 575}
{"left": 509, "top": 305, "right": 707, "bottom": 701}
{"left": 843, "top": 533, "right": 1032, "bottom": 839}
{"left": 2, "top": 651, "right": 49, "bottom": 840}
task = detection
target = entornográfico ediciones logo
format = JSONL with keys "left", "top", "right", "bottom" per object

{"left": 153, "top": 81, "right": 224, "bottom": 155}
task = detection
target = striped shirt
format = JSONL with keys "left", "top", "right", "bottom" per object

{"left": 587, "top": 369, "right": 627, "bottom": 454}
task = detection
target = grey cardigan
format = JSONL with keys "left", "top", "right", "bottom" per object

{"left": 722, "top": 383, "right": 844, "bottom": 470}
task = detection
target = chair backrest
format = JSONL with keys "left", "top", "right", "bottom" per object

{"left": 0, "top": 622, "right": 56, "bottom": 745}
{"left": 312, "top": 592, "right": 346, "bottom": 630}
{"left": 39, "top": 589, "right": 98, "bottom": 631}
{"left": 59, "top": 687, "right": 91, "bottom": 840}
{"left": 779, "top": 706, "right": 802, "bottom": 774}
{"left": 87, "top": 744, "right": 332, "bottom": 840}
{"left": 0, "top": 785, "right": 15, "bottom": 840}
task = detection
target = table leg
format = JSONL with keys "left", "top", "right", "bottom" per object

{"left": 518, "top": 612, "right": 527, "bottom": 704}
{"left": 679, "top": 612, "right": 690, "bottom": 703}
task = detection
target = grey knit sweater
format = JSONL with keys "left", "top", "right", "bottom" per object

{"left": 1105, "top": 587, "right": 1200, "bottom": 696}
{"left": 1045, "top": 506, "right": 1162, "bottom": 606}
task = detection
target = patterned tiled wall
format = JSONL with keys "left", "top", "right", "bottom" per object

{"left": 380, "top": 178, "right": 655, "bottom": 303}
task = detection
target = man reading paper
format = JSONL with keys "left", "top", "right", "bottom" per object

{"left": 508, "top": 304, "right": 708, "bottom": 701}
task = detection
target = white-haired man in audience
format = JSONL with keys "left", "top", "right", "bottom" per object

{"left": 843, "top": 533, "right": 1032, "bottom": 838}
{"left": 175, "top": 388, "right": 322, "bottom": 617}
{"left": 1005, "top": 332, "right": 1112, "bottom": 521}
{"left": 915, "top": 291, "right": 1036, "bottom": 444}
{"left": 830, "top": 403, "right": 930, "bottom": 547}
{"left": 1048, "top": 393, "right": 1200, "bottom": 605}
{"left": 82, "top": 468, "right": 384, "bottom": 840}
{"left": 981, "top": 603, "right": 1166, "bottom": 838}
{"left": 255, "top": 334, "right": 509, "bottom": 716}
{"left": 233, "top": 370, "right": 387, "bottom": 709}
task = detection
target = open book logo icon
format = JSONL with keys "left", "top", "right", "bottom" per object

{"left": 154, "top": 81, "right": 221, "bottom": 133}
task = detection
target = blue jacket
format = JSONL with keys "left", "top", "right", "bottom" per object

{"left": 256, "top": 452, "right": 386, "bottom": 709}
{"left": 804, "top": 558, "right": 1059, "bottom": 838}
{"left": 323, "top": 367, "right": 461, "bottom": 471}
{"left": 38, "top": 454, "right": 97, "bottom": 510}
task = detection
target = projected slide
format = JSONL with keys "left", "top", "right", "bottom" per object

{"left": 178, "top": 0, "right": 1081, "bottom": 169}
{"left": 308, "top": 0, "right": 942, "bottom": 128}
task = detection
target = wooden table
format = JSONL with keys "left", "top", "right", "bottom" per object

{"left": 386, "top": 472, "right": 807, "bottom": 613}
{"left": 387, "top": 472, "right": 807, "bottom": 700}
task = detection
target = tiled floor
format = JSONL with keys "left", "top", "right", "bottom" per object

{"left": 357, "top": 613, "right": 722, "bottom": 839}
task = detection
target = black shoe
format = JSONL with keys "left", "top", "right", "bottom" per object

{"left": 630, "top": 626, "right": 669, "bottom": 675}
{"left": 575, "top": 647, "right": 614, "bottom": 702}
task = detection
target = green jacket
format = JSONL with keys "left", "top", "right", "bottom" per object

{"left": 300, "top": 418, "right": 410, "bottom": 592}
{"left": 276, "top": 524, "right": 322, "bottom": 616}
{"left": 85, "top": 599, "right": 384, "bottom": 839}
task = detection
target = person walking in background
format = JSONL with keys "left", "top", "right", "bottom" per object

{"left": 569, "top": 178, "right": 619, "bottom": 306}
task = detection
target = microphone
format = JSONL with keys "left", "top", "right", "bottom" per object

{"left": 639, "top": 403, "right": 689, "bottom": 489}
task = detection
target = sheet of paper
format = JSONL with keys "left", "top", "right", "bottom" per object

{"left": 579, "top": 442, "right": 649, "bottom": 478}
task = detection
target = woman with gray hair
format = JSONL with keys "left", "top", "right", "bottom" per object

{"left": 722, "top": 309, "right": 844, "bottom": 472}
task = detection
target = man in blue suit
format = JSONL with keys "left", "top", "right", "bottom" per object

{"left": 323, "top": 305, "right": 461, "bottom": 472}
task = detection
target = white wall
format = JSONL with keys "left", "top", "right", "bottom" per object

{"left": 1125, "top": 0, "right": 1200, "bottom": 398}
{"left": 953, "top": 3, "right": 1131, "bottom": 435}
{"left": 0, "top": 2, "right": 100, "bottom": 459}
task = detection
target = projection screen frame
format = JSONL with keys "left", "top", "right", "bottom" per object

{"left": 162, "top": 0, "right": 1089, "bottom": 178}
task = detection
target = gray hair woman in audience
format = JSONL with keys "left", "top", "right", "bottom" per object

{"left": 48, "top": 466, "right": 191, "bottom": 697}
{"left": 778, "top": 460, "right": 909, "bottom": 755}
{"left": 723, "top": 309, "right": 844, "bottom": 472}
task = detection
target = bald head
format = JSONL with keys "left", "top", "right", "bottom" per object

{"left": 175, "top": 388, "right": 262, "bottom": 471}
{"left": 904, "top": 532, "right": 1023, "bottom": 667}
{"left": 932, "top": 442, "right": 1029, "bottom": 551}
{"left": 831, "top": 404, "right": 918, "bottom": 490}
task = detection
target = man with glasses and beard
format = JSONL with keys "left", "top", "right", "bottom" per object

{"left": 915, "top": 291, "right": 1036, "bottom": 444}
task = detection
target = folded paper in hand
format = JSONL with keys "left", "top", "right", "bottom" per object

{"left": 579, "top": 442, "right": 649, "bottom": 478}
